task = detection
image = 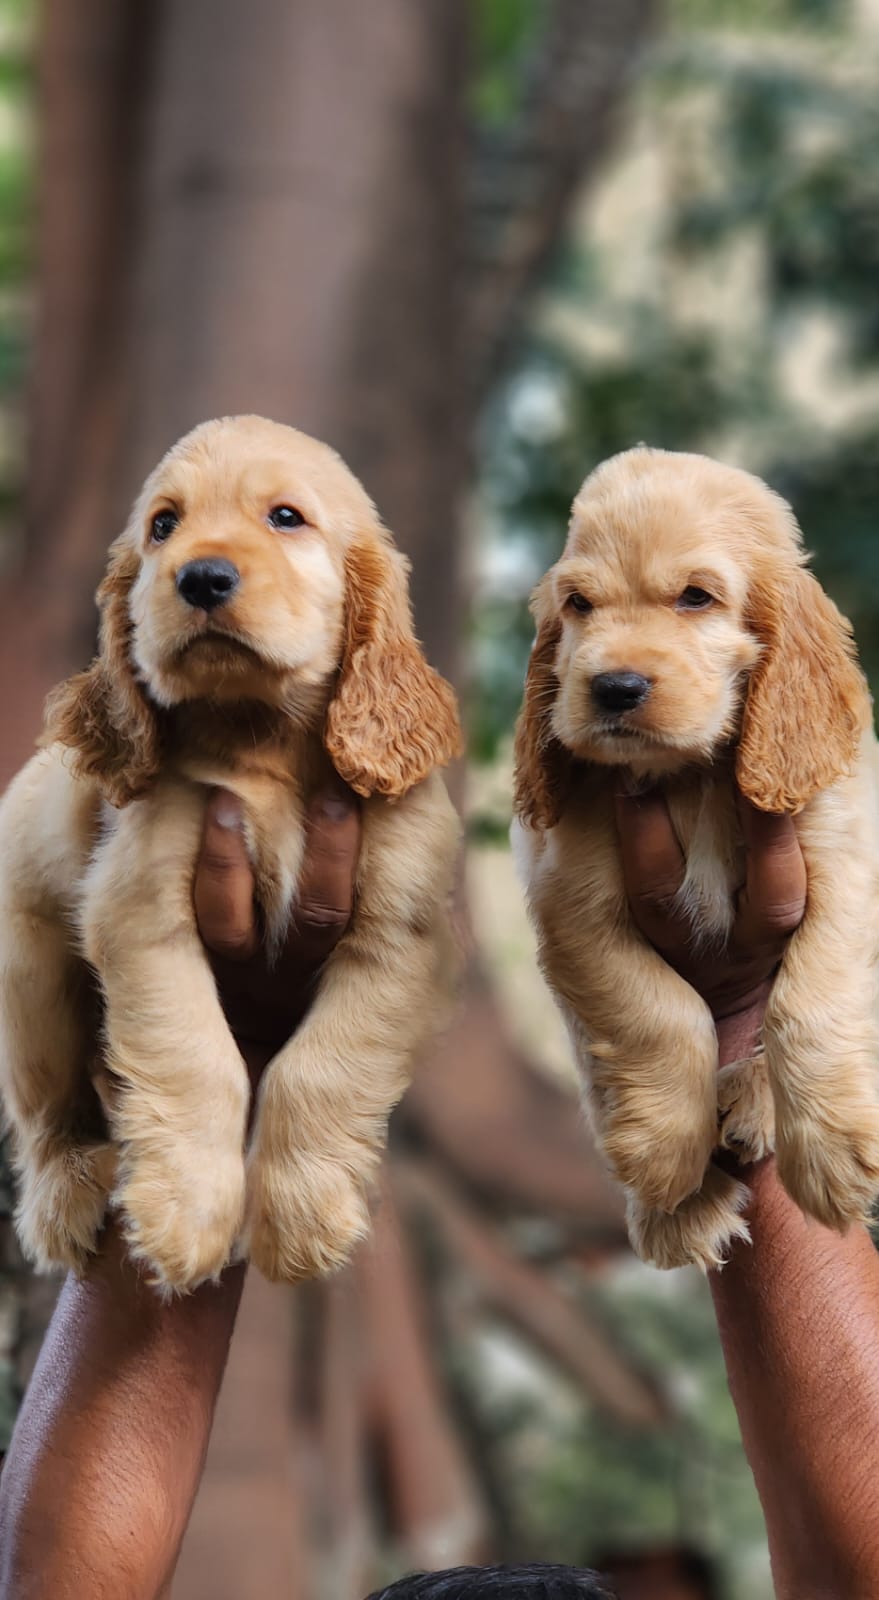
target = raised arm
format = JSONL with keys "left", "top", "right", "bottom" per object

{"left": 617, "top": 788, "right": 879, "bottom": 1600}
{"left": 0, "top": 782, "right": 360, "bottom": 1600}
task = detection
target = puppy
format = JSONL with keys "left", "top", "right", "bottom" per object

{"left": 0, "top": 415, "right": 462, "bottom": 1293}
{"left": 512, "top": 446, "right": 879, "bottom": 1269}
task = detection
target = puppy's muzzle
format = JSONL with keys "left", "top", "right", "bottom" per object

{"left": 591, "top": 671, "right": 653, "bottom": 715}
{"left": 176, "top": 558, "right": 240, "bottom": 612}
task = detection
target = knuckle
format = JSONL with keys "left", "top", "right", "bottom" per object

{"left": 632, "top": 880, "right": 683, "bottom": 913}
{"left": 760, "top": 899, "right": 805, "bottom": 937}
{"left": 297, "top": 901, "right": 350, "bottom": 932}
{"left": 205, "top": 928, "right": 254, "bottom": 959}
{"left": 198, "top": 849, "right": 240, "bottom": 877}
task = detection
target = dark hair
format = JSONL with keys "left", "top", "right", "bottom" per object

{"left": 366, "top": 1564, "right": 617, "bottom": 1599}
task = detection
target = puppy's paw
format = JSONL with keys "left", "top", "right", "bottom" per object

{"left": 243, "top": 1155, "right": 370, "bottom": 1283}
{"left": 718, "top": 1054, "right": 775, "bottom": 1162}
{"left": 627, "top": 1164, "right": 750, "bottom": 1271}
{"left": 776, "top": 1104, "right": 879, "bottom": 1230}
{"left": 16, "top": 1140, "right": 116, "bottom": 1274}
{"left": 604, "top": 1099, "right": 716, "bottom": 1213}
{"left": 117, "top": 1146, "right": 245, "bottom": 1295}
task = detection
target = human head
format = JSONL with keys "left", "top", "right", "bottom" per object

{"left": 366, "top": 1563, "right": 618, "bottom": 1599}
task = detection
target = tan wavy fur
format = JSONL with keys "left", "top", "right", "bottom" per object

{"left": 513, "top": 446, "right": 879, "bottom": 1269}
{"left": 0, "top": 415, "right": 462, "bottom": 1293}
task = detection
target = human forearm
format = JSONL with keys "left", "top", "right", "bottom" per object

{"left": 616, "top": 793, "right": 879, "bottom": 1595}
{"left": 714, "top": 1001, "right": 879, "bottom": 1595}
{"left": 0, "top": 1216, "right": 244, "bottom": 1600}
{"left": 711, "top": 1160, "right": 879, "bottom": 1600}
{"left": 0, "top": 786, "right": 359, "bottom": 1599}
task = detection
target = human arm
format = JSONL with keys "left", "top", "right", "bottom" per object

{"left": 0, "top": 782, "right": 360, "bottom": 1600}
{"left": 616, "top": 788, "right": 879, "bottom": 1600}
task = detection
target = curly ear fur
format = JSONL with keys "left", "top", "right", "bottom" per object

{"left": 513, "top": 595, "right": 572, "bottom": 830}
{"left": 324, "top": 534, "right": 462, "bottom": 798}
{"left": 42, "top": 541, "right": 161, "bottom": 807}
{"left": 737, "top": 563, "right": 870, "bottom": 814}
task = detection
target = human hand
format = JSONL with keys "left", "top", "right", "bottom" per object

{"left": 614, "top": 788, "right": 806, "bottom": 1063}
{"left": 194, "top": 780, "right": 360, "bottom": 1081}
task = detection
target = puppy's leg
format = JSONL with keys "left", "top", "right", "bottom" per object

{"left": 244, "top": 913, "right": 450, "bottom": 1282}
{"left": 548, "top": 924, "right": 719, "bottom": 1216}
{"left": 0, "top": 911, "right": 114, "bottom": 1273}
{"left": 244, "top": 778, "right": 459, "bottom": 1283}
{"left": 629, "top": 1057, "right": 774, "bottom": 1270}
{"left": 718, "top": 1053, "right": 775, "bottom": 1162}
{"left": 766, "top": 922, "right": 879, "bottom": 1228}
{"left": 754, "top": 776, "right": 879, "bottom": 1230}
{"left": 83, "top": 782, "right": 249, "bottom": 1293}
{"left": 627, "top": 1165, "right": 751, "bottom": 1272}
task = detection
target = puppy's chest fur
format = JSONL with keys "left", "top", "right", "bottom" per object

{"left": 519, "top": 770, "right": 745, "bottom": 949}
{"left": 664, "top": 778, "right": 742, "bottom": 944}
{"left": 132, "top": 713, "right": 335, "bottom": 953}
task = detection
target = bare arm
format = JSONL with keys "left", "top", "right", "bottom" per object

{"left": 617, "top": 789, "right": 879, "bottom": 1600}
{"left": 0, "top": 782, "right": 360, "bottom": 1600}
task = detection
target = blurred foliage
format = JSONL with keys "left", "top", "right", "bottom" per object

{"left": 472, "top": 0, "right": 879, "bottom": 761}
{"left": 671, "top": 0, "right": 842, "bottom": 25}
{"left": 470, "top": 0, "right": 545, "bottom": 124}
{"left": 457, "top": 1267, "right": 769, "bottom": 1600}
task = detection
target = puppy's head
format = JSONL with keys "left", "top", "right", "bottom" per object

{"left": 46, "top": 415, "right": 461, "bottom": 804}
{"left": 514, "top": 447, "right": 868, "bottom": 827}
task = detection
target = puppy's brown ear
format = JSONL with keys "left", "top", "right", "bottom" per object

{"left": 42, "top": 540, "right": 161, "bottom": 807}
{"left": 737, "top": 564, "right": 869, "bottom": 814}
{"left": 324, "top": 533, "right": 462, "bottom": 798}
{"left": 513, "top": 586, "right": 571, "bottom": 830}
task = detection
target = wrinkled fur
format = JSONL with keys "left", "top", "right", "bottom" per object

{"left": 0, "top": 415, "right": 462, "bottom": 1292}
{"left": 513, "top": 446, "right": 879, "bottom": 1269}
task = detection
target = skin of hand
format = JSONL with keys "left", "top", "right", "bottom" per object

{"left": 615, "top": 786, "right": 879, "bottom": 1600}
{"left": 0, "top": 781, "right": 361, "bottom": 1600}
{"left": 614, "top": 787, "right": 807, "bottom": 1060}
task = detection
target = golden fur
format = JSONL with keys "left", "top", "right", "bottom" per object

{"left": 0, "top": 415, "right": 462, "bottom": 1292}
{"left": 513, "top": 446, "right": 879, "bottom": 1269}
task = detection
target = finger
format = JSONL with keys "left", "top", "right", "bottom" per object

{"left": 285, "top": 779, "right": 361, "bottom": 968}
{"left": 736, "top": 799, "right": 807, "bottom": 946}
{"left": 614, "top": 788, "right": 689, "bottom": 952}
{"left": 194, "top": 789, "right": 260, "bottom": 961}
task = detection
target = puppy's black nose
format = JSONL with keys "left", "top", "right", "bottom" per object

{"left": 592, "top": 671, "right": 653, "bottom": 714}
{"left": 176, "top": 558, "right": 240, "bottom": 611}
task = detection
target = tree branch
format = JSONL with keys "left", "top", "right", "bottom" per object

{"left": 467, "top": 0, "right": 657, "bottom": 401}
{"left": 398, "top": 1160, "right": 666, "bottom": 1428}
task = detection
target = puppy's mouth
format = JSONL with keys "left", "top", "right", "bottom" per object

{"left": 172, "top": 629, "right": 267, "bottom": 671}
{"left": 593, "top": 720, "right": 652, "bottom": 743}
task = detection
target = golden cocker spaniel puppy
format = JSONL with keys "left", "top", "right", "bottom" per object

{"left": 0, "top": 415, "right": 462, "bottom": 1293}
{"left": 513, "top": 446, "right": 879, "bottom": 1269}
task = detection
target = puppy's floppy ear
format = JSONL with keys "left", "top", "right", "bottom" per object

{"left": 42, "top": 539, "right": 161, "bottom": 807}
{"left": 737, "top": 562, "right": 869, "bottom": 814}
{"left": 324, "top": 531, "right": 462, "bottom": 798}
{"left": 513, "top": 581, "right": 572, "bottom": 830}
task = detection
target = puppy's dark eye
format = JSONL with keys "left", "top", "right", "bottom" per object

{"left": 567, "top": 592, "right": 593, "bottom": 616}
{"left": 151, "top": 510, "right": 179, "bottom": 543}
{"left": 676, "top": 586, "right": 714, "bottom": 611}
{"left": 268, "top": 505, "right": 305, "bottom": 532}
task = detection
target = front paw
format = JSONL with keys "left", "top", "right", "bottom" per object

{"left": 117, "top": 1146, "right": 245, "bottom": 1294}
{"left": 242, "top": 1155, "right": 369, "bottom": 1283}
{"left": 627, "top": 1164, "right": 750, "bottom": 1271}
{"left": 16, "top": 1140, "right": 116, "bottom": 1274}
{"left": 776, "top": 1104, "right": 879, "bottom": 1230}
{"left": 603, "top": 1098, "right": 716, "bottom": 1213}
{"left": 718, "top": 1054, "right": 775, "bottom": 1162}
